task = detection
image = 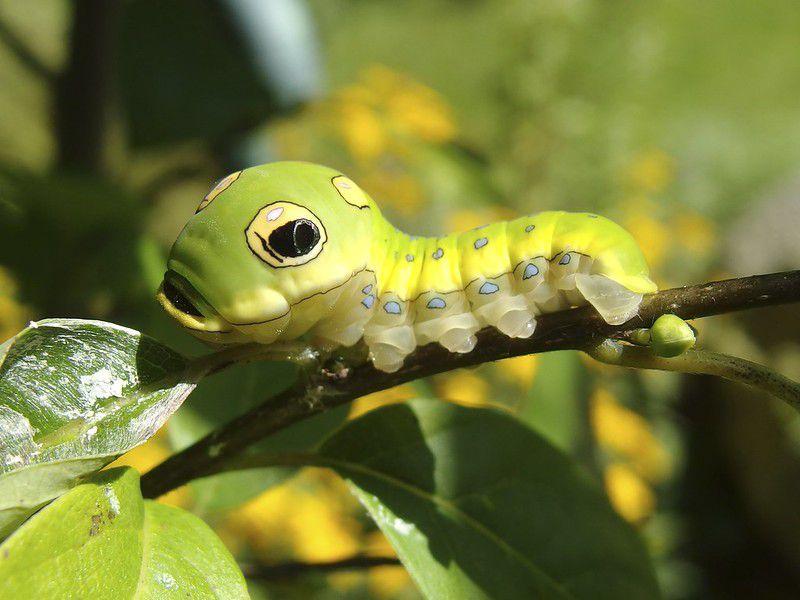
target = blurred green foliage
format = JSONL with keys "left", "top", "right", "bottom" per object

{"left": 1, "top": 0, "right": 800, "bottom": 598}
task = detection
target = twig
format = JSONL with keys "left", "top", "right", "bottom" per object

{"left": 140, "top": 270, "right": 800, "bottom": 499}
{"left": 240, "top": 555, "right": 402, "bottom": 580}
{"left": 587, "top": 344, "right": 800, "bottom": 412}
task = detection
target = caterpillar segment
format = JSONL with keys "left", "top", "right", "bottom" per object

{"left": 157, "top": 162, "right": 658, "bottom": 372}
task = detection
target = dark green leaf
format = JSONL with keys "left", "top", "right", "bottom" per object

{"left": 0, "top": 467, "right": 248, "bottom": 598}
{"left": 313, "top": 399, "right": 660, "bottom": 599}
{"left": 0, "top": 319, "right": 197, "bottom": 536}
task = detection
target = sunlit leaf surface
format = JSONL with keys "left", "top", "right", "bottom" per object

{"left": 0, "top": 319, "right": 197, "bottom": 537}
{"left": 0, "top": 467, "right": 248, "bottom": 598}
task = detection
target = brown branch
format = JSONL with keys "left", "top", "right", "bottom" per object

{"left": 140, "top": 270, "right": 800, "bottom": 499}
{"left": 240, "top": 556, "right": 402, "bottom": 580}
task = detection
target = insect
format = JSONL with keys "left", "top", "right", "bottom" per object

{"left": 158, "top": 161, "right": 691, "bottom": 372}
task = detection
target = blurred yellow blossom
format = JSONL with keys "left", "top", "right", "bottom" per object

{"left": 359, "top": 171, "right": 425, "bottom": 217}
{"left": 364, "top": 531, "right": 411, "bottom": 598}
{"left": 623, "top": 206, "right": 671, "bottom": 271}
{"left": 360, "top": 65, "right": 457, "bottom": 143}
{"left": 591, "top": 387, "right": 671, "bottom": 483}
{"left": 495, "top": 354, "right": 539, "bottom": 388}
{"left": 271, "top": 64, "right": 457, "bottom": 219}
{"left": 0, "top": 266, "right": 31, "bottom": 343}
{"left": 604, "top": 463, "right": 656, "bottom": 523}
{"left": 109, "top": 426, "right": 189, "bottom": 508}
{"left": 223, "top": 469, "right": 362, "bottom": 563}
{"left": 337, "top": 102, "right": 388, "bottom": 162}
{"left": 674, "top": 211, "right": 716, "bottom": 257}
{"left": 626, "top": 149, "right": 675, "bottom": 194}
{"left": 350, "top": 384, "right": 416, "bottom": 419}
{"left": 436, "top": 370, "right": 490, "bottom": 408}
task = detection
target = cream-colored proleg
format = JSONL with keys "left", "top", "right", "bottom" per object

{"left": 364, "top": 293, "right": 417, "bottom": 372}
{"left": 413, "top": 290, "right": 481, "bottom": 353}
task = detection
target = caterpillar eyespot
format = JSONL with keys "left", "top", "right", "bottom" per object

{"left": 245, "top": 201, "right": 326, "bottom": 268}
{"left": 157, "top": 161, "right": 660, "bottom": 372}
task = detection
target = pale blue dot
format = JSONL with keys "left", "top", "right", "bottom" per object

{"left": 474, "top": 237, "right": 489, "bottom": 249}
{"left": 362, "top": 284, "right": 373, "bottom": 294}
{"left": 361, "top": 295, "right": 375, "bottom": 309}
{"left": 426, "top": 297, "right": 446, "bottom": 309}
{"left": 432, "top": 248, "right": 444, "bottom": 260}
{"left": 523, "top": 263, "right": 540, "bottom": 280}
{"left": 479, "top": 282, "right": 499, "bottom": 295}
{"left": 406, "top": 254, "right": 414, "bottom": 262}
{"left": 525, "top": 224, "right": 535, "bottom": 233}
{"left": 384, "top": 301, "right": 402, "bottom": 314}
{"left": 559, "top": 253, "right": 572, "bottom": 265}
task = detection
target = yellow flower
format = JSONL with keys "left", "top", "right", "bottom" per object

{"left": 436, "top": 370, "right": 489, "bottom": 407}
{"left": 223, "top": 469, "right": 362, "bottom": 563}
{"left": 495, "top": 355, "right": 539, "bottom": 388}
{"left": 674, "top": 211, "right": 716, "bottom": 257}
{"left": 109, "top": 426, "right": 189, "bottom": 507}
{"left": 626, "top": 149, "right": 675, "bottom": 194}
{"left": 350, "top": 384, "right": 416, "bottom": 419}
{"left": 604, "top": 463, "right": 656, "bottom": 523}
{"left": 337, "top": 102, "right": 387, "bottom": 161}
{"left": 591, "top": 388, "right": 671, "bottom": 483}
{"left": 623, "top": 207, "right": 670, "bottom": 271}
{"left": 364, "top": 531, "right": 411, "bottom": 598}
{"left": 386, "top": 86, "right": 456, "bottom": 143}
{"left": 0, "top": 266, "right": 31, "bottom": 343}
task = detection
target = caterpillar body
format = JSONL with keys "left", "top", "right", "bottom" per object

{"left": 158, "top": 162, "right": 659, "bottom": 372}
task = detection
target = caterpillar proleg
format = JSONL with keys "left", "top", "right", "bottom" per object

{"left": 158, "top": 162, "right": 659, "bottom": 372}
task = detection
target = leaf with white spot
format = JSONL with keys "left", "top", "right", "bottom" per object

{"left": 0, "top": 319, "right": 198, "bottom": 537}
{"left": 0, "top": 467, "right": 248, "bottom": 598}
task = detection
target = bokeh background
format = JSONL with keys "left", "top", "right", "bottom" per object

{"left": 2, "top": 1, "right": 800, "bottom": 598}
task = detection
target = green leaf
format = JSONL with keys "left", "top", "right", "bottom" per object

{"left": 312, "top": 399, "right": 660, "bottom": 600}
{"left": 0, "top": 319, "right": 198, "bottom": 537}
{"left": 518, "top": 351, "right": 585, "bottom": 451}
{"left": 0, "top": 467, "right": 248, "bottom": 599}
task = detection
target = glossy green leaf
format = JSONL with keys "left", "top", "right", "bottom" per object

{"left": 0, "top": 319, "right": 197, "bottom": 537}
{"left": 0, "top": 467, "right": 248, "bottom": 598}
{"left": 313, "top": 399, "right": 660, "bottom": 599}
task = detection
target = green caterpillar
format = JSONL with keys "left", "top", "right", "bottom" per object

{"left": 158, "top": 161, "right": 691, "bottom": 372}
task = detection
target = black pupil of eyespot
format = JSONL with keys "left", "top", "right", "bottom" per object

{"left": 268, "top": 219, "right": 320, "bottom": 258}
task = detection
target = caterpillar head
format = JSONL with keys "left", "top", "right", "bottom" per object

{"left": 157, "top": 161, "right": 376, "bottom": 344}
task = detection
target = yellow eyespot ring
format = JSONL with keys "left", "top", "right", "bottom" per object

{"left": 196, "top": 170, "right": 241, "bottom": 213}
{"left": 245, "top": 201, "right": 327, "bottom": 268}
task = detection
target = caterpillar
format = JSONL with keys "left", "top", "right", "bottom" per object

{"left": 158, "top": 161, "right": 678, "bottom": 372}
